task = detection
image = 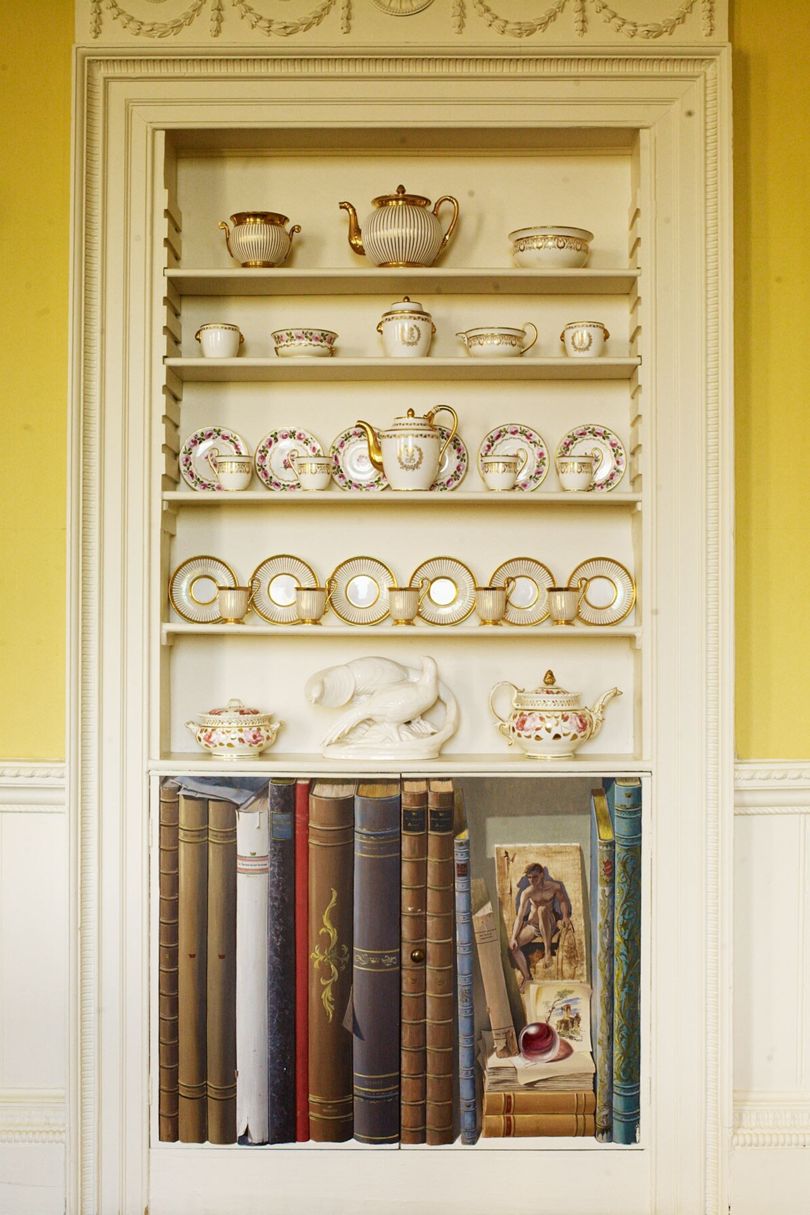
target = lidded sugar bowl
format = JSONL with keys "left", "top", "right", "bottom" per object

{"left": 339, "top": 185, "right": 460, "bottom": 267}
{"left": 376, "top": 296, "right": 436, "bottom": 358}
{"left": 489, "top": 669, "right": 621, "bottom": 759}
{"left": 185, "top": 697, "right": 282, "bottom": 759}
{"left": 218, "top": 211, "right": 301, "bottom": 268}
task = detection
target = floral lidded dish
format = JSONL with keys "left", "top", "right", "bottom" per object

{"left": 185, "top": 697, "right": 282, "bottom": 759}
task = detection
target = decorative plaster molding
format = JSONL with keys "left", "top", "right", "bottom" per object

{"left": 0, "top": 1089, "right": 66, "bottom": 1145}
{"left": 734, "top": 761, "right": 810, "bottom": 813}
{"left": 733, "top": 1092, "right": 810, "bottom": 1148}
{"left": 0, "top": 763, "right": 66, "bottom": 810}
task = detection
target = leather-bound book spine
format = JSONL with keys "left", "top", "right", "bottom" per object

{"left": 206, "top": 797, "right": 237, "bottom": 1145}
{"left": 482, "top": 1112, "right": 596, "bottom": 1138}
{"left": 400, "top": 779, "right": 428, "bottom": 1145}
{"left": 454, "top": 828, "right": 477, "bottom": 1145}
{"left": 158, "top": 779, "right": 180, "bottom": 1142}
{"left": 426, "top": 778, "right": 455, "bottom": 1146}
{"left": 607, "top": 777, "right": 642, "bottom": 1146}
{"left": 294, "top": 779, "right": 311, "bottom": 1142}
{"left": 484, "top": 1090, "right": 596, "bottom": 1116}
{"left": 308, "top": 782, "right": 355, "bottom": 1143}
{"left": 353, "top": 782, "right": 401, "bottom": 1145}
{"left": 236, "top": 794, "right": 269, "bottom": 1145}
{"left": 177, "top": 793, "right": 208, "bottom": 1143}
{"left": 267, "top": 778, "right": 296, "bottom": 1144}
{"left": 590, "top": 787, "right": 615, "bottom": 1143}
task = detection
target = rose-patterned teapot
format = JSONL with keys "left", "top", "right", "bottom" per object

{"left": 355, "top": 405, "right": 458, "bottom": 491}
{"left": 339, "top": 185, "right": 460, "bottom": 267}
{"left": 489, "top": 669, "right": 621, "bottom": 759}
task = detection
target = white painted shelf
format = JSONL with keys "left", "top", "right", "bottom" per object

{"left": 163, "top": 622, "right": 640, "bottom": 641}
{"left": 151, "top": 752, "right": 651, "bottom": 778}
{"left": 165, "top": 356, "right": 639, "bottom": 382}
{"left": 165, "top": 266, "right": 640, "bottom": 297}
{"left": 162, "top": 490, "right": 642, "bottom": 507}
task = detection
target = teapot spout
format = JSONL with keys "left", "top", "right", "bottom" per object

{"left": 339, "top": 200, "right": 365, "bottom": 256}
{"left": 354, "top": 419, "right": 384, "bottom": 472}
{"left": 587, "top": 687, "right": 622, "bottom": 740}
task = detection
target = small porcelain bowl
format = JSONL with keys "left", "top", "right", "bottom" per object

{"left": 456, "top": 322, "right": 538, "bottom": 358}
{"left": 508, "top": 225, "right": 593, "bottom": 269}
{"left": 195, "top": 322, "right": 244, "bottom": 359}
{"left": 271, "top": 327, "right": 338, "bottom": 358}
{"left": 560, "top": 320, "right": 609, "bottom": 358}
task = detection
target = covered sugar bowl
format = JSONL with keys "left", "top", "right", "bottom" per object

{"left": 185, "top": 697, "right": 282, "bottom": 759}
{"left": 376, "top": 296, "right": 436, "bottom": 358}
{"left": 489, "top": 669, "right": 621, "bottom": 759}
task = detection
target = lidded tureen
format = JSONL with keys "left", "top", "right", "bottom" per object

{"left": 339, "top": 185, "right": 460, "bottom": 267}
{"left": 185, "top": 697, "right": 282, "bottom": 759}
{"left": 489, "top": 669, "right": 621, "bottom": 759}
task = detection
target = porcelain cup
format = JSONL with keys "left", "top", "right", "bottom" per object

{"left": 481, "top": 451, "right": 528, "bottom": 491}
{"left": 205, "top": 449, "right": 252, "bottom": 491}
{"left": 389, "top": 580, "right": 429, "bottom": 625}
{"left": 291, "top": 453, "right": 332, "bottom": 490}
{"left": 295, "top": 582, "right": 334, "bottom": 625}
{"left": 548, "top": 581, "right": 587, "bottom": 626}
{"left": 216, "top": 581, "right": 258, "bottom": 623}
{"left": 556, "top": 451, "right": 600, "bottom": 492}
{"left": 560, "top": 321, "right": 609, "bottom": 359}
{"left": 194, "top": 323, "right": 244, "bottom": 359}
{"left": 475, "top": 579, "right": 515, "bottom": 625}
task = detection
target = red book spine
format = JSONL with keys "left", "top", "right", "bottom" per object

{"left": 295, "top": 779, "right": 311, "bottom": 1141}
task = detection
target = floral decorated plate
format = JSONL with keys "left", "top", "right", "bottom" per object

{"left": 169, "top": 555, "right": 237, "bottom": 623}
{"left": 567, "top": 555, "right": 636, "bottom": 625}
{"left": 330, "top": 425, "right": 388, "bottom": 492}
{"left": 555, "top": 423, "right": 626, "bottom": 492}
{"left": 179, "top": 426, "right": 250, "bottom": 492}
{"left": 477, "top": 423, "right": 549, "bottom": 491}
{"left": 250, "top": 554, "right": 318, "bottom": 624}
{"left": 410, "top": 556, "right": 476, "bottom": 626}
{"left": 254, "top": 428, "right": 322, "bottom": 492}
{"left": 328, "top": 555, "right": 396, "bottom": 625}
{"left": 490, "top": 557, "right": 555, "bottom": 626}
{"left": 432, "top": 426, "right": 468, "bottom": 492}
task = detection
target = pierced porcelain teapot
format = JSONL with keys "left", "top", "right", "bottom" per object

{"left": 339, "top": 185, "right": 460, "bottom": 267}
{"left": 489, "top": 669, "right": 621, "bottom": 759}
{"left": 355, "top": 405, "right": 459, "bottom": 492}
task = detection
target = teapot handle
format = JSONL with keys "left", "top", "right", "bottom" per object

{"left": 218, "top": 219, "right": 233, "bottom": 259}
{"left": 489, "top": 680, "right": 518, "bottom": 740}
{"left": 521, "top": 321, "right": 538, "bottom": 354}
{"left": 433, "top": 195, "right": 460, "bottom": 257}
{"left": 426, "top": 403, "right": 458, "bottom": 465}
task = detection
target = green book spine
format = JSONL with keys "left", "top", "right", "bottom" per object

{"left": 606, "top": 778, "right": 642, "bottom": 1146}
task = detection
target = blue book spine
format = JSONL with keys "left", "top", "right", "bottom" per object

{"left": 454, "top": 830, "right": 477, "bottom": 1145}
{"left": 266, "top": 779, "right": 296, "bottom": 1144}
{"left": 606, "top": 777, "right": 642, "bottom": 1146}
{"left": 590, "top": 788, "right": 615, "bottom": 1143}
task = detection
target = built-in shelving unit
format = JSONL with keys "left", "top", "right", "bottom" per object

{"left": 164, "top": 355, "right": 640, "bottom": 382}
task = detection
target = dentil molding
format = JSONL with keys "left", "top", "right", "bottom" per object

{"left": 77, "top": 0, "right": 727, "bottom": 45}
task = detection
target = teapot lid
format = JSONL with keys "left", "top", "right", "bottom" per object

{"left": 372, "top": 184, "right": 431, "bottom": 208}
{"left": 514, "top": 670, "right": 581, "bottom": 711}
{"left": 383, "top": 295, "right": 429, "bottom": 315}
{"left": 196, "top": 697, "right": 275, "bottom": 726}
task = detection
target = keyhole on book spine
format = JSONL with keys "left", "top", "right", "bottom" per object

{"left": 410, "top": 948, "right": 425, "bottom": 964}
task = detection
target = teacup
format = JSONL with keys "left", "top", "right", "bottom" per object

{"left": 548, "top": 580, "right": 587, "bottom": 626}
{"left": 216, "top": 581, "right": 258, "bottom": 624}
{"left": 194, "top": 323, "right": 244, "bottom": 359}
{"left": 295, "top": 582, "right": 334, "bottom": 625}
{"left": 290, "top": 452, "right": 332, "bottom": 491}
{"left": 389, "top": 580, "right": 429, "bottom": 626}
{"left": 560, "top": 321, "right": 609, "bottom": 359}
{"left": 556, "top": 450, "right": 600, "bottom": 493}
{"left": 206, "top": 449, "right": 252, "bottom": 491}
{"left": 481, "top": 451, "right": 528, "bottom": 492}
{"left": 474, "top": 579, "right": 515, "bottom": 626}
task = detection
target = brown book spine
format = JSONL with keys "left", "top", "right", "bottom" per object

{"left": 206, "top": 798, "right": 237, "bottom": 1144}
{"left": 159, "top": 780, "right": 180, "bottom": 1141}
{"left": 484, "top": 1090, "right": 596, "bottom": 1116}
{"left": 482, "top": 1112, "right": 596, "bottom": 1138}
{"left": 426, "top": 779, "right": 455, "bottom": 1146}
{"left": 400, "top": 779, "right": 428, "bottom": 1145}
{"left": 178, "top": 794, "right": 208, "bottom": 1143}
{"left": 308, "top": 783, "right": 354, "bottom": 1143}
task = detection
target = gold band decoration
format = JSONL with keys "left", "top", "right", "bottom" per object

{"left": 310, "top": 887, "right": 350, "bottom": 1021}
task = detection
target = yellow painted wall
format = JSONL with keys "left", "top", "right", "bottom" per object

{"left": 1, "top": 3, "right": 807, "bottom": 760}
{"left": 0, "top": 1, "right": 72, "bottom": 759}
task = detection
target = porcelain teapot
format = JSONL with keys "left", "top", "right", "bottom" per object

{"left": 489, "top": 668, "right": 621, "bottom": 759}
{"left": 339, "top": 185, "right": 460, "bottom": 267}
{"left": 355, "top": 405, "right": 458, "bottom": 491}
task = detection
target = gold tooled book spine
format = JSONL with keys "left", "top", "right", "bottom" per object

{"left": 206, "top": 798, "right": 238, "bottom": 1145}
{"left": 400, "top": 779, "right": 428, "bottom": 1145}
{"left": 483, "top": 1090, "right": 595, "bottom": 1116}
{"left": 482, "top": 1112, "right": 596, "bottom": 1137}
{"left": 426, "top": 779, "right": 455, "bottom": 1146}
{"left": 159, "top": 780, "right": 180, "bottom": 1142}
{"left": 178, "top": 794, "right": 208, "bottom": 1143}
